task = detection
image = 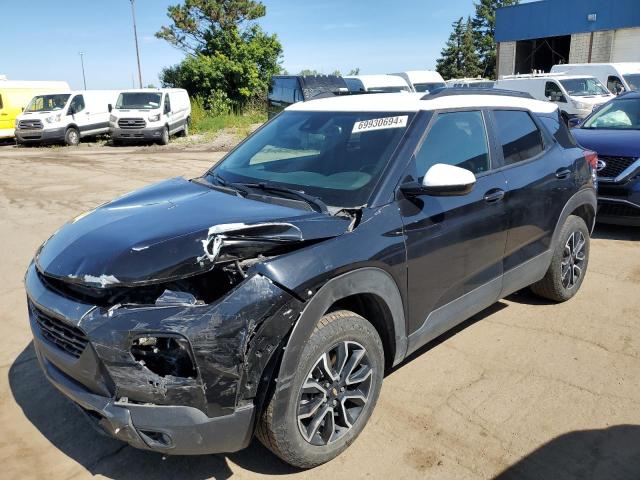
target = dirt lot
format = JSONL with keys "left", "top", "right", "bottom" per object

{"left": 1, "top": 141, "right": 639, "bottom": 480}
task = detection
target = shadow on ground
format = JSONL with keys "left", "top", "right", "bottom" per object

{"left": 9, "top": 343, "right": 300, "bottom": 479}
{"left": 592, "top": 223, "right": 640, "bottom": 241}
{"left": 495, "top": 425, "right": 640, "bottom": 480}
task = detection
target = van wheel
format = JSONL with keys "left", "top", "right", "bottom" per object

{"left": 65, "top": 127, "right": 80, "bottom": 146}
{"left": 531, "top": 215, "right": 590, "bottom": 302}
{"left": 158, "top": 126, "right": 169, "bottom": 145}
{"left": 257, "top": 310, "right": 384, "bottom": 468}
{"left": 180, "top": 122, "right": 189, "bottom": 137}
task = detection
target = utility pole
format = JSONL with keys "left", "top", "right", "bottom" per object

{"left": 79, "top": 52, "right": 87, "bottom": 89}
{"left": 130, "top": 0, "right": 143, "bottom": 88}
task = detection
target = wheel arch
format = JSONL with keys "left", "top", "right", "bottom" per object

{"left": 553, "top": 188, "right": 597, "bottom": 245}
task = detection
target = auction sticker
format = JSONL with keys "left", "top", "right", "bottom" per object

{"left": 352, "top": 115, "right": 408, "bottom": 133}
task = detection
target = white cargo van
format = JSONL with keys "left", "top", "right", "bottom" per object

{"left": 550, "top": 63, "right": 640, "bottom": 94}
{"left": 109, "top": 88, "right": 191, "bottom": 145}
{"left": 343, "top": 75, "right": 411, "bottom": 93}
{"left": 445, "top": 77, "right": 495, "bottom": 89}
{"left": 15, "top": 90, "right": 119, "bottom": 146}
{"left": 389, "top": 70, "right": 446, "bottom": 93}
{"left": 494, "top": 73, "right": 614, "bottom": 120}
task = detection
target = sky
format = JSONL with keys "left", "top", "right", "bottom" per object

{"left": 1, "top": 0, "right": 517, "bottom": 90}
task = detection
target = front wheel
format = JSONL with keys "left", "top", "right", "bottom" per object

{"left": 531, "top": 215, "right": 590, "bottom": 302}
{"left": 64, "top": 127, "right": 80, "bottom": 146}
{"left": 158, "top": 126, "right": 169, "bottom": 145}
{"left": 257, "top": 310, "right": 384, "bottom": 468}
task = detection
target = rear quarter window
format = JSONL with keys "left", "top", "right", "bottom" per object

{"left": 493, "top": 110, "right": 544, "bottom": 165}
{"left": 538, "top": 113, "right": 577, "bottom": 148}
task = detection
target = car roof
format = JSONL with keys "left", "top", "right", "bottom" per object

{"left": 286, "top": 91, "right": 558, "bottom": 114}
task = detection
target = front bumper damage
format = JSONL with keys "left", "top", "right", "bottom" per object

{"left": 25, "top": 262, "right": 303, "bottom": 454}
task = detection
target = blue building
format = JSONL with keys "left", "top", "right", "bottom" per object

{"left": 495, "top": 0, "right": 640, "bottom": 77}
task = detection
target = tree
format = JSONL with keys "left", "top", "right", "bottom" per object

{"left": 298, "top": 69, "right": 320, "bottom": 76}
{"left": 472, "top": 0, "right": 519, "bottom": 79}
{"left": 157, "top": 0, "right": 282, "bottom": 112}
{"left": 436, "top": 17, "right": 481, "bottom": 80}
{"left": 348, "top": 67, "right": 360, "bottom": 75}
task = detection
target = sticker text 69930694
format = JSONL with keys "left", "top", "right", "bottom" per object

{"left": 351, "top": 115, "right": 408, "bottom": 134}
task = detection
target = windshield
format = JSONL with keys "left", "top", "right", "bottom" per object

{"left": 116, "top": 92, "right": 162, "bottom": 109}
{"left": 25, "top": 94, "right": 70, "bottom": 112}
{"left": 367, "top": 86, "right": 410, "bottom": 93}
{"left": 413, "top": 82, "right": 446, "bottom": 92}
{"left": 560, "top": 78, "right": 609, "bottom": 96}
{"left": 623, "top": 74, "right": 640, "bottom": 91}
{"left": 582, "top": 98, "right": 640, "bottom": 130}
{"left": 210, "top": 110, "right": 414, "bottom": 207}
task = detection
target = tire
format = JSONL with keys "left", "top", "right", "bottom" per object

{"left": 257, "top": 310, "right": 384, "bottom": 468}
{"left": 64, "top": 127, "right": 80, "bottom": 146}
{"left": 179, "top": 120, "right": 189, "bottom": 137}
{"left": 531, "top": 215, "right": 590, "bottom": 302}
{"left": 158, "top": 126, "right": 169, "bottom": 145}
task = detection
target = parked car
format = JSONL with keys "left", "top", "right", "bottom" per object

{"left": 25, "top": 90, "right": 596, "bottom": 468}
{"left": 268, "top": 75, "right": 348, "bottom": 118}
{"left": 14, "top": 90, "right": 119, "bottom": 146}
{"left": 0, "top": 79, "right": 69, "bottom": 140}
{"left": 570, "top": 91, "right": 640, "bottom": 226}
{"left": 109, "top": 88, "right": 191, "bottom": 145}
{"left": 446, "top": 77, "right": 495, "bottom": 89}
{"left": 551, "top": 63, "right": 640, "bottom": 94}
{"left": 343, "top": 74, "right": 411, "bottom": 93}
{"left": 495, "top": 73, "right": 614, "bottom": 122}
{"left": 390, "top": 70, "right": 446, "bottom": 92}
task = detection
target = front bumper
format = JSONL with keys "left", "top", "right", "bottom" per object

{"left": 25, "top": 262, "right": 298, "bottom": 454}
{"left": 15, "top": 127, "right": 65, "bottom": 144}
{"left": 597, "top": 178, "right": 640, "bottom": 226}
{"left": 110, "top": 125, "right": 164, "bottom": 141}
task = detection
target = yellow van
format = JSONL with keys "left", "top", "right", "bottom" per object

{"left": 0, "top": 79, "right": 70, "bottom": 139}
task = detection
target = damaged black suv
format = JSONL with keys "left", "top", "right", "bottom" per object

{"left": 25, "top": 91, "right": 597, "bottom": 468}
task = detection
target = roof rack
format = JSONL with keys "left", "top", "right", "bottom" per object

{"left": 499, "top": 72, "right": 563, "bottom": 79}
{"left": 421, "top": 87, "right": 534, "bottom": 100}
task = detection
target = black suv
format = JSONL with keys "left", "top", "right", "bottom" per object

{"left": 25, "top": 91, "right": 597, "bottom": 468}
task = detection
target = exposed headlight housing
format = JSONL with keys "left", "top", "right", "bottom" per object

{"left": 45, "top": 113, "right": 62, "bottom": 123}
{"left": 130, "top": 334, "right": 197, "bottom": 378}
{"left": 148, "top": 113, "right": 161, "bottom": 122}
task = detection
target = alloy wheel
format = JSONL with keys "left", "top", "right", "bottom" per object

{"left": 561, "top": 230, "right": 586, "bottom": 288}
{"left": 297, "top": 341, "right": 373, "bottom": 446}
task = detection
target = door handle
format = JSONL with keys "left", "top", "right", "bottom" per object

{"left": 556, "top": 168, "right": 571, "bottom": 179}
{"left": 484, "top": 189, "right": 505, "bottom": 203}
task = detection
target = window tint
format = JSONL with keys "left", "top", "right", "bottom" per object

{"left": 545, "top": 81, "right": 563, "bottom": 101}
{"left": 69, "top": 95, "right": 85, "bottom": 114}
{"left": 538, "top": 114, "right": 577, "bottom": 148}
{"left": 415, "top": 111, "right": 489, "bottom": 176}
{"left": 493, "top": 110, "right": 544, "bottom": 165}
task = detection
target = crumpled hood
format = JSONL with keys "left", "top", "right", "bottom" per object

{"left": 36, "top": 177, "right": 351, "bottom": 287}
{"left": 572, "top": 128, "right": 640, "bottom": 158}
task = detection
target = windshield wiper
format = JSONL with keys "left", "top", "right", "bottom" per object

{"left": 237, "top": 181, "right": 329, "bottom": 213}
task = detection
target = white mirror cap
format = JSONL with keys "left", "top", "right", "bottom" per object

{"left": 422, "top": 163, "right": 476, "bottom": 188}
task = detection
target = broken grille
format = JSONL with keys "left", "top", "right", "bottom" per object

{"left": 31, "top": 304, "right": 88, "bottom": 358}
{"left": 118, "top": 118, "right": 146, "bottom": 129}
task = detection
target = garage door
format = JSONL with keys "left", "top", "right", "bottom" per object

{"left": 612, "top": 28, "right": 640, "bottom": 62}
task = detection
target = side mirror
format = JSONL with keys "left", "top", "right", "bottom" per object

{"left": 401, "top": 163, "right": 476, "bottom": 197}
{"left": 108, "top": 104, "right": 112, "bottom": 112}
{"left": 567, "top": 117, "right": 582, "bottom": 128}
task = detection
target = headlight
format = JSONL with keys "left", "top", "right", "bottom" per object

{"left": 573, "top": 100, "right": 588, "bottom": 110}
{"left": 45, "top": 114, "right": 61, "bottom": 123}
{"left": 109, "top": 114, "right": 117, "bottom": 123}
{"left": 148, "top": 113, "right": 160, "bottom": 122}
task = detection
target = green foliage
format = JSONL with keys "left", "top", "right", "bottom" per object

{"left": 348, "top": 67, "right": 360, "bottom": 75}
{"left": 190, "top": 96, "right": 266, "bottom": 136}
{"left": 298, "top": 69, "right": 320, "bottom": 76}
{"left": 472, "top": 0, "right": 519, "bottom": 78}
{"left": 436, "top": 17, "right": 481, "bottom": 80}
{"left": 157, "top": 0, "right": 282, "bottom": 111}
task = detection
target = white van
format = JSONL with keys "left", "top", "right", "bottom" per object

{"left": 550, "top": 63, "right": 640, "bottom": 94}
{"left": 109, "top": 88, "right": 191, "bottom": 145}
{"left": 446, "top": 77, "right": 495, "bottom": 89}
{"left": 15, "top": 90, "right": 118, "bottom": 146}
{"left": 389, "top": 70, "right": 446, "bottom": 93}
{"left": 343, "top": 75, "right": 411, "bottom": 93}
{"left": 494, "top": 73, "right": 614, "bottom": 120}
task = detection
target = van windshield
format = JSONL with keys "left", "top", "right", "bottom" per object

{"left": 116, "top": 92, "right": 162, "bottom": 109}
{"left": 413, "top": 82, "right": 446, "bottom": 92}
{"left": 560, "top": 78, "right": 609, "bottom": 96}
{"left": 623, "top": 74, "right": 640, "bottom": 91}
{"left": 209, "top": 110, "right": 414, "bottom": 207}
{"left": 25, "top": 94, "right": 70, "bottom": 112}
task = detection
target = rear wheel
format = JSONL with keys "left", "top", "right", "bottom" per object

{"left": 64, "top": 127, "right": 80, "bottom": 146}
{"left": 531, "top": 215, "right": 589, "bottom": 302}
{"left": 257, "top": 310, "right": 384, "bottom": 468}
{"left": 179, "top": 121, "right": 189, "bottom": 137}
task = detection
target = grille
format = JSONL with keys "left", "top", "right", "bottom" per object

{"left": 31, "top": 304, "right": 88, "bottom": 358}
{"left": 118, "top": 118, "right": 146, "bottom": 129}
{"left": 599, "top": 203, "right": 640, "bottom": 218}
{"left": 18, "top": 119, "right": 43, "bottom": 130}
{"left": 598, "top": 156, "right": 638, "bottom": 179}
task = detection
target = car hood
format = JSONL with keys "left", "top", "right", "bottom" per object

{"left": 36, "top": 177, "right": 351, "bottom": 287}
{"left": 572, "top": 128, "right": 640, "bottom": 158}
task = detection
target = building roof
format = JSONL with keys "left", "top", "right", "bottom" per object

{"left": 286, "top": 92, "right": 558, "bottom": 114}
{"left": 496, "top": 0, "right": 640, "bottom": 42}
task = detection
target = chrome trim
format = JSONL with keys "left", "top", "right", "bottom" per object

{"left": 598, "top": 196, "right": 640, "bottom": 209}
{"left": 598, "top": 157, "right": 640, "bottom": 183}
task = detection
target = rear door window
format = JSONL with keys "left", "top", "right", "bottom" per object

{"left": 493, "top": 110, "right": 544, "bottom": 165}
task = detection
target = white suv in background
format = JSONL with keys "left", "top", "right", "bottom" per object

{"left": 494, "top": 74, "right": 614, "bottom": 121}
{"left": 109, "top": 88, "right": 191, "bottom": 145}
